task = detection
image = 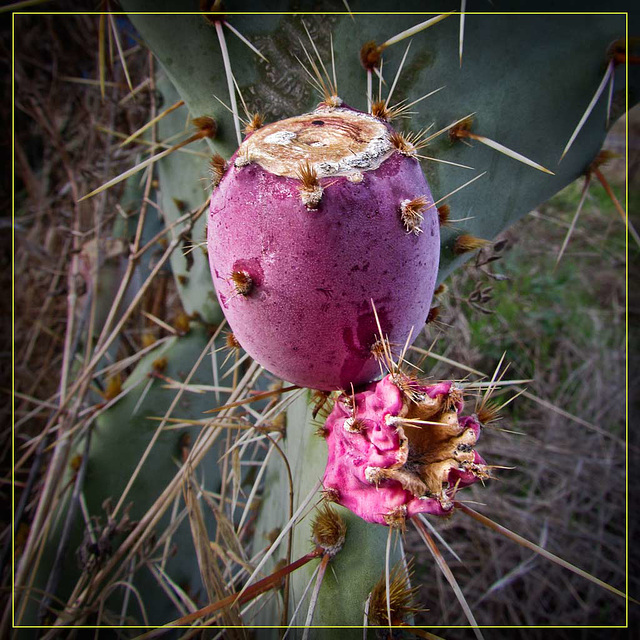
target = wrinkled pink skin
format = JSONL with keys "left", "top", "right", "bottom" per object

{"left": 322, "top": 376, "right": 484, "bottom": 525}
{"left": 207, "top": 113, "right": 439, "bottom": 390}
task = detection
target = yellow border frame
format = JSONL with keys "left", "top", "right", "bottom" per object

{"left": 10, "top": 7, "right": 630, "bottom": 634}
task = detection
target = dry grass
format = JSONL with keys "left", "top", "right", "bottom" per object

{"left": 6, "top": 10, "right": 637, "bottom": 638}
{"left": 8, "top": 12, "right": 184, "bottom": 627}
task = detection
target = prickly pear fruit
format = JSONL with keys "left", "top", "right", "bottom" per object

{"left": 321, "top": 374, "right": 487, "bottom": 526}
{"left": 207, "top": 104, "right": 439, "bottom": 390}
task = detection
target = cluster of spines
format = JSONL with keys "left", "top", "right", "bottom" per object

{"left": 368, "top": 559, "right": 422, "bottom": 626}
{"left": 399, "top": 196, "right": 428, "bottom": 235}
{"left": 311, "top": 503, "right": 346, "bottom": 558}
{"left": 295, "top": 161, "right": 323, "bottom": 210}
{"left": 209, "top": 153, "right": 227, "bottom": 188}
{"left": 229, "top": 270, "right": 253, "bottom": 297}
{"left": 243, "top": 112, "right": 264, "bottom": 135}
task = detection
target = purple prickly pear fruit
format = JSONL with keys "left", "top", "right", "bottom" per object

{"left": 321, "top": 374, "right": 488, "bottom": 527}
{"left": 207, "top": 104, "right": 439, "bottom": 390}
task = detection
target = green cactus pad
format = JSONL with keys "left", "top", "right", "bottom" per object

{"left": 155, "top": 75, "right": 225, "bottom": 324}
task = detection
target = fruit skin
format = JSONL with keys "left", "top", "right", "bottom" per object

{"left": 321, "top": 375, "right": 485, "bottom": 525}
{"left": 207, "top": 105, "right": 440, "bottom": 391}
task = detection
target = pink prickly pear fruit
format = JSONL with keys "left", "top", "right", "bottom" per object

{"left": 320, "top": 374, "right": 489, "bottom": 527}
{"left": 207, "top": 104, "right": 439, "bottom": 390}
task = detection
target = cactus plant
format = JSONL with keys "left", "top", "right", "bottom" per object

{"left": 12, "top": 3, "right": 633, "bottom": 637}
